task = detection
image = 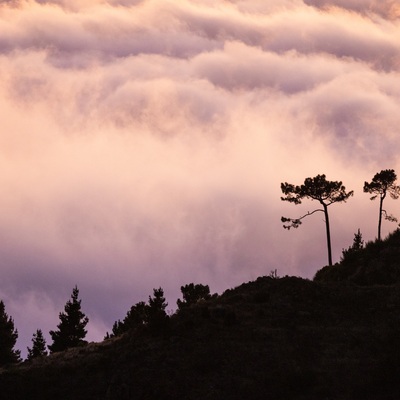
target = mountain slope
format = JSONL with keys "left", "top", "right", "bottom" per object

{"left": 1, "top": 276, "right": 400, "bottom": 399}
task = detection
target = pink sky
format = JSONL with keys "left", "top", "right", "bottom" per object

{"left": 1, "top": 0, "right": 400, "bottom": 356}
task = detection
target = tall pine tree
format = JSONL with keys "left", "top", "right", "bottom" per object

{"left": 48, "top": 286, "right": 89, "bottom": 353}
{"left": 0, "top": 300, "right": 21, "bottom": 366}
{"left": 27, "top": 329, "right": 48, "bottom": 361}
{"left": 281, "top": 174, "right": 353, "bottom": 266}
{"left": 364, "top": 169, "right": 400, "bottom": 241}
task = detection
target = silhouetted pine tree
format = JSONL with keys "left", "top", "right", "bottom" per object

{"left": 107, "top": 288, "right": 168, "bottom": 338}
{"left": 177, "top": 283, "right": 211, "bottom": 310}
{"left": 0, "top": 300, "right": 21, "bottom": 366}
{"left": 281, "top": 174, "right": 353, "bottom": 266}
{"left": 48, "top": 286, "right": 89, "bottom": 353}
{"left": 147, "top": 287, "right": 169, "bottom": 333}
{"left": 148, "top": 288, "right": 167, "bottom": 319}
{"left": 27, "top": 329, "right": 48, "bottom": 361}
{"left": 107, "top": 319, "right": 124, "bottom": 338}
{"left": 107, "top": 301, "right": 149, "bottom": 338}
{"left": 341, "top": 229, "right": 364, "bottom": 262}
{"left": 364, "top": 169, "right": 400, "bottom": 241}
{"left": 124, "top": 301, "right": 148, "bottom": 328}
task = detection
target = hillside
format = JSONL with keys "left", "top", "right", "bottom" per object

{"left": 315, "top": 228, "right": 400, "bottom": 285}
{"left": 1, "top": 273, "right": 400, "bottom": 399}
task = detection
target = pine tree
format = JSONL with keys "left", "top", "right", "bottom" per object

{"left": 124, "top": 301, "right": 149, "bottom": 328}
{"left": 48, "top": 286, "right": 89, "bottom": 353}
{"left": 106, "top": 301, "right": 149, "bottom": 338}
{"left": 148, "top": 287, "right": 168, "bottom": 320}
{"left": 107, "top": 288, "right": 169, "bottom": 338}
{"left": 364, "top": 169, "right": 400, "bottom": 241}
{"left": 27, "top": 329, "right": 48, "bottom": 361}
{"left": 341, "top": 229, "right": 364, "bottom": 262}
{"left": 281, "top": 174, "right": 353, "bottom": 266}
{"left": 177, "top": 283, "right": 211, "bottom": 310}
{"left": 147, "top": 287, "right": 169, "bottom": 332}
{"left": 0, "top": 300, "right": 21, "bottom": 366}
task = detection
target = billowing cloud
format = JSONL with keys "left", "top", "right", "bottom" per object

{"left": 0, "top": 0, "right": 399, "bottom": 356}
{"left": 304, "top": 0, "right": 400, "bottom": 20}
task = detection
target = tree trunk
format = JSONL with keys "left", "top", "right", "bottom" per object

{"left": 378, "top": 193, "right": 385, "bottom": 241}
{"left": 323, "top": 203, "right": 333, "bottom": 266}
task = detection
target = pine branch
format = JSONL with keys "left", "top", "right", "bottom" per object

{"left": 281, "top": 209, "right": 324, "bottom": 229}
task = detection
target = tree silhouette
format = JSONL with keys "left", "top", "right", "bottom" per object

{"left": 27, "top": 329, "right": 48, "bottom": 361}
{"left": 107, "top": 288, "right": 168, "bottom": 338}
{"left": 177, "top": 283, "right": 211, "bottom": 310}
{"left": 364, "top": 169, "right": 400, "bottom": 241}
{"left": 147, "top": 287, "right": 168, "bottom": 328}
{"left": 341, "top": 228, "right": 364, "bottom": 262}
{"left": 281, "top": 174, "right": 353, "bottom": 266}
{"left": 0, "top": 300, "right": 21, "bottom": 366}
{"left": 108, "top": 301, "right": 149, "bottom": 337}
{"left": 48, "top": 286, "right": 89, "bottom": 353}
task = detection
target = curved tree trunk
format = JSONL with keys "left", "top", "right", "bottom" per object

{"left": 323, "top": 203, "right": 333, "bottom": 266}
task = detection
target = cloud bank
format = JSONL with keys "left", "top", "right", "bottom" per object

{"left": 0, "top": 0, "right": 399, "bottom": 355}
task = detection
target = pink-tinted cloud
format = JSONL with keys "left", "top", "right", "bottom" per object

{"left": 304, "top": 0, "right": 400, "bottom": 20}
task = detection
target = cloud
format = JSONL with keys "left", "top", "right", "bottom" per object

{"left": 191, "top": 41, "right": 360, "bottom": 93}
{"left": 0, "top": 0, "right": 399, "bottom": 356}
{"left": 295, "top": 70, "right": 400, "bottom": 164}
{"left": 304, "top": 0, "right": 400, "bottom": 20}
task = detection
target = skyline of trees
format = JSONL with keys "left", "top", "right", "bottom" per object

{"left": 281, "top": 169, "right": 400, "bottom": 266}
{"left": 2, "top": 169, "right": 400, "bottom": 362}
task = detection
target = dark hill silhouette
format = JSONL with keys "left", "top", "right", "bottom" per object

{"left": 1, "top": 275, "right": 400, "bottom": 399}
{"left": 315, "top": 228, "right": 400, "bottom": 285}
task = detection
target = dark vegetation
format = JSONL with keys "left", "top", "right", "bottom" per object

{"left": 363, "top": 169, "right": 400, "bottom": 241}
{"left": 106, "top": 288, "right": 168, "bottom": 338}
{"left": 2, "top": 231, "right": 400, "bottom": 399}
{"left": 316, "top": 228, "right": 400, "bottom": 285}
{"left": 27, "top": 330, "right": 48, "bottom": 361}
{"left": 1, "top": 169, "right": 400, "bottom": 398}
{"left": 176, "top": 283, "right": 211, "bottom": 310}
{"left": 48, "top": 286, "right": 89, "bottom": 353}
{"left": 0, "top": 301, "right": 21, "bottom": 366}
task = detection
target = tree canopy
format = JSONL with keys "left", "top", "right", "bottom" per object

{"left": 281, "top": 174, "right": 353, "bottom": 266}
{"left": 107, "top": 287, "right": 168, "bottom": 338}
{"left": 48, "top": 286, "right": 89, "bottom": 353}
{"left": 364, "top": 169, "right": 400, "bottom": 241}
{"left": 177, "top": 283, "right": 211, "bottom": 310}
{"left": 0, "top": 300, "right": 21, "bottom": 366}
{"left": 340, "top": 229, "right": 364, "bottom": 262}
{"left": 27, "top": 329, "right": 48, "bottom": 361}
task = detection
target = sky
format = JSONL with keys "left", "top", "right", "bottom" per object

{"left": 0, "top": 0, "right": 400, "bottom": 357}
